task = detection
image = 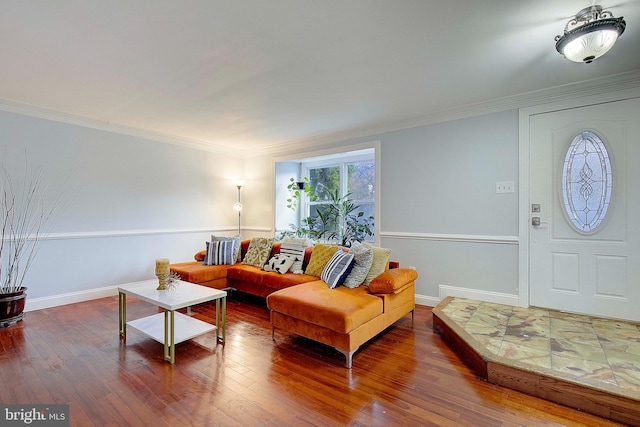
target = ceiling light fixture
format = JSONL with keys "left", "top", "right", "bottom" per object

{"left": 555, "top": 4, "right": 625, "bottom": 63}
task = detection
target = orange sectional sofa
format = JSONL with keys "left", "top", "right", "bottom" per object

{"left": 170, "top": 239, "right": 418, "bottom": 368}
{"left": 170, "top": 240, "right": 318, "bottom": 297}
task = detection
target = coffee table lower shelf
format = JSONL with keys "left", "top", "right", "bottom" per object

{"left": 118, "top": 280, "right": 226, "bottom": 364}
{"left": 127, "top": 312, "right": 217, "bottom": 345}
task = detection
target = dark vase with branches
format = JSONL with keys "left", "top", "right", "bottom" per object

{"left": 1, "top": 160, "right": 65, "bottom": 327}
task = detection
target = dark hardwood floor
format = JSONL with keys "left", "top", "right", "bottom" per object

{"left": 0, "top": 293, "right": 626, "bottom": 426}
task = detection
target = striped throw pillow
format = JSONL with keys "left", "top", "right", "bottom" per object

{"left": 204, "top": 240, "right": 236, "bottom": 265}
{"left": 279, "top": 241, "right": 307, "bottom": 274}
{"left": 321, "top": 250, "right": 355, "bottom": 289}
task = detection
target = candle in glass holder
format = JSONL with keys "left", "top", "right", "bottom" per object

{"left": 155, "top": 258, "right": 170, "bottom": 275}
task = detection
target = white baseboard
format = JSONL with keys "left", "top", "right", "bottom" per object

{"left": 415, "top": 294, "right": 440, "bottom": 307}
{"left": 24, "top": 286, "right": 488, "bottom": 313}
{"left": 438, "top": 285, "right": 518, "bottom": 306}
{"left": 25, "top": 286, "right": 119, "bottom": 312}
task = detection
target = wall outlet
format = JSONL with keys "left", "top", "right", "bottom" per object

{"left": 496, "top": 181, "right": 514, "bottom": 193}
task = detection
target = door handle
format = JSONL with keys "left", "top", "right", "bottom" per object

{"left": 531, "top": 217, "right": 541, "bottom": 226}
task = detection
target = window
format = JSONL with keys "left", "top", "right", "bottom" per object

{"left": 561, "top": 130, "right": 613, "bottom": 233}
{"left": 308, "top": 160, "right": 375, "bottom": 231}
{"left": 275, "top": 148, "right": 376, "bottom": 245}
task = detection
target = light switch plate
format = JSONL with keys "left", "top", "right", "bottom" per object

{"left": 496, "top": 181, "right": 514, "bottom": 193}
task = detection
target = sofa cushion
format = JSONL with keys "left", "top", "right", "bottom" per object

{"left": 194, "top": 250, "right": 206, "bottom": 262}
{"left": 321, "top": 250, "right": 354, "bottom": 288}
{"left": 305, "top": 244, "right": 339, "bottom": 277}
{"left": 242, "top": 237, "right": 274, "bottom": 268}
{"left": 362, "top": 242, "right": 392, "bottom": 285}
{"left": 302, "top": 246, "right": 314, "bottom": 269}
{"left": 227, "top": 264, "right": 265, "bottom": 283}
{"left": 267, "top": 281, "right": 383, "bottom": 334}
{"left": 368, "top": 268, "right": 418, "bottom": 294}
{"left": 170, "top": 262, "right": 231, "bottom": 283}
{"left": 261, "top": 271, "right": 318, "bottom": 290}
{"left": 343, "top": 241, "right": 374, "bottom": 288}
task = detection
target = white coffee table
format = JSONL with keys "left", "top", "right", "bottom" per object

{"left": 118, "top": 279, "right": 226, "bottom": 363}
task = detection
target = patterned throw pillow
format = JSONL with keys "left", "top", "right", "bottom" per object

{"left": 304, "top": 244, "right": 339, "bottom": 277}
{"left": 264, "top": 254, "right": 295, "bottom": 274}
{"left": 343, "top": 241, "right": 374, "bottom": 288}
{"left": 363, "top": 242, "right": 392, "bottom": 285}
{"left": 203, "top": 240, "right": 236, "bottom": 265}
{"left": 242, "top": 237, "right": 274, "bottom": 268}
{"left": 210, "top": 235, "right": 241, "bottom": 262}
{"left": 321, "top": 250, "right": 355, "bottom": 288}
{"left": 279, "top": 237, "right": 308, "bottom": 274}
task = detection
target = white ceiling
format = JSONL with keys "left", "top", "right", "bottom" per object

{"left": 1, "top": 1, "right": 639, "bottom": 155}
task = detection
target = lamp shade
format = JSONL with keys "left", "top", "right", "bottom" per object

{"left": 555, "top": 6, "right": 625, "bottom": 63}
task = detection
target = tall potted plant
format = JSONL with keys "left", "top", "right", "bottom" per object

{"left": 280, "top": 182, "right": 374, "bottom": 247}
{"left": 313, "top": 189, "right": 374, "bottom": 247}
{"left": 1, "top": 161, "right": 62, "bottom": 327}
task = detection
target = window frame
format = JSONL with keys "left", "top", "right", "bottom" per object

{"left": 561, "top": 130, "right": 613, "bottom": 234}
{"left": 302, "top": 153, "right": 375, "bottom": 221}
{"left": 273, "top": 143, "right": 380, "bottom": 245}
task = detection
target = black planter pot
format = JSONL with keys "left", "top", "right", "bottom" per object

{"left": 0, "top": 287, "right": 27, "bottom": 327}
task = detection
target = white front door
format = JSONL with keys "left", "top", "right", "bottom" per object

{"left": 529, "top": 97, "right": 640, "bottom": 321}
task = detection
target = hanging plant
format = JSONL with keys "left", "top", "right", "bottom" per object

{"left": 286, "top": 177, "right": 316, "bottom": 211}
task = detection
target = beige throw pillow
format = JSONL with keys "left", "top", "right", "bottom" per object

{"left": 242, "top": 237, "right": 274, "bottom": 268}
{"left": 343, "top": 241, "right": 374, "bottom": 288}
{"left": 362, "top": 242, "right": 391, "bottom": 285}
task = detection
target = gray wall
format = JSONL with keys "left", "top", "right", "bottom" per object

{"left": 249, "top": 110, "right": 520, "bottom": 304}
{"left": 378, "top": 110, "right": 519, "bottom": 302}
{"left": 3, "top": 106, "right": 519, "bottom": 309}
{"left": 1, "top": 110, "right": 241, "bottom": 306}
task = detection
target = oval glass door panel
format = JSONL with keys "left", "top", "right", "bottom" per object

{"left": 561, "top": 130, "right": 613, "bottom": 233}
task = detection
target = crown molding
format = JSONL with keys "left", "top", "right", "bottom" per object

{"left": 0, "top": 98, "right": 233, "bottom": 155}
{"left": 250, "top": 70, "right": 640, "bottom": 158}
{"left": 2, "top": 70, "right": 639, "bottom": 159}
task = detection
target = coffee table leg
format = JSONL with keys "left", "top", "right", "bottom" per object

{"left": 118, "top": 292, "right": 126, "bottom": 340}
{"left": 164, "top": 310, "right": 175, "bottom": 363}
{"left": 221, "top": 295, "right": 226, "bottom": 343}
{"left": 215, "top": 297, "right": 226, "bottom": 343}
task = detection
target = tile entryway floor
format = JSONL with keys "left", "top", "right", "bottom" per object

{"left": 439, "top": 297, "right": 640, "bottom": 394}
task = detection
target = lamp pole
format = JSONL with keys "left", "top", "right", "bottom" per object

{"left": 233, "top": 180, "right": 244, "bottom": 237}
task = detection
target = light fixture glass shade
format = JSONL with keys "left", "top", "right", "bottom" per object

{"left": 555, "top": 6, "right": 625, "bottom": 63}
{"left": 233, "top": 202, "right": 243, "bottom": 211}
{"left": 561, "top": 29, "right": 619, "bottom": 63}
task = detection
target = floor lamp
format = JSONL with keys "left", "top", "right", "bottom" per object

{"left": 233, "top": 180, "right": 244, "bottom": 236}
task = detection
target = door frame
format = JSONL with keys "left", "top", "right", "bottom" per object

{"left": 518, "top": 83, "right": 640, "bottom": 308}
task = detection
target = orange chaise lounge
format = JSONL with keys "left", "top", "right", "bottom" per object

{"left": 170, "top": 238, "right": 418, "bottom": 368}
{"left": 266, "top": 267, "right": 417, "bottom": 368}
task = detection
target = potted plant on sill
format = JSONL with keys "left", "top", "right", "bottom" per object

{"left": 1, "top": 161, "right": 63, "bottom": 327}
{"left": 280, "top": 181, "right": 374, "bottom": 247}
{"left": 312, "top": 189, "right": 374, "bottom": 247}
